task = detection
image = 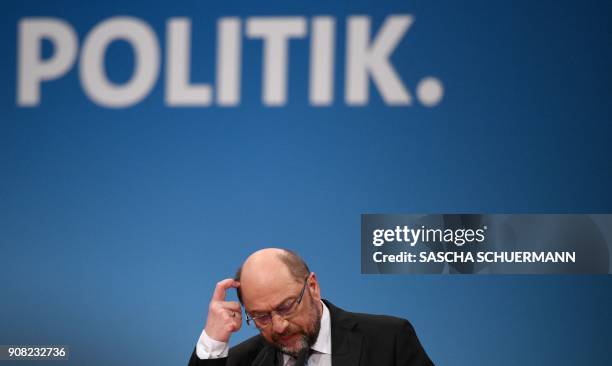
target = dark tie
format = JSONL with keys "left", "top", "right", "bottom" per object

{"left": 293, "top": 348, "right": 312, "bottom": 366}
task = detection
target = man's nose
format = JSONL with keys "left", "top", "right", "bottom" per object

{"left": 271, "top": 313, "right": 288, "bottom": 334}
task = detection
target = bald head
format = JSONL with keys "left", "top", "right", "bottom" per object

{"left": 235, "top": 248, "right": 310, "bottom": 305}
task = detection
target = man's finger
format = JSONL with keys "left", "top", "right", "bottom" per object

{"left": 211, "top": 278, "right": 240, "bottom": 301}
{"left": 220, "top": 301, "right": 242, "bottom": 312}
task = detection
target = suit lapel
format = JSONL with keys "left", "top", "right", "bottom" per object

{"left": 325, "top": 300, "right": 363, "bottom": 366}
{"left": 250, "top": 344, "right": 278, "bottom": 366}
{"left": 331, "top": 330, "right": 363, "bottom": 366}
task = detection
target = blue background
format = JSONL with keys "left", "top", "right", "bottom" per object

{"left": 1, "top": 0, "right": 611, "bottom": 365}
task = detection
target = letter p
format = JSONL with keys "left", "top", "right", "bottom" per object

{"left": 18, "top": 18, "right": 78, "bottom": 106}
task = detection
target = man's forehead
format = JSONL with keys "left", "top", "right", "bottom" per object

{"left": 241, "top": 272, "right": 302, "bottom": 311}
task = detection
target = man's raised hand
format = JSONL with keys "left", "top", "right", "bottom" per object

{"left": 204, "top": 278, "right": 242, "bottom": 343}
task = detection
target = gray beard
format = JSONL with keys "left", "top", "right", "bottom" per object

{"left": 275, "top": 299, "right": 322, "bottom": 358}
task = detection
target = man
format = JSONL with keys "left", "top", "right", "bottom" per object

{"left": 189, "top": 248, "right": 434, "bottom": 366}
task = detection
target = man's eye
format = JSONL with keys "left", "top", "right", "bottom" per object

{"left": 276, "top": 301, "right": 294, "bottom": 314}
{"left": 257, "top": 315, "right": 272, "bottom": 324}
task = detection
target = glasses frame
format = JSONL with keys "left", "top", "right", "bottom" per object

{"left": 245, "top": 275, "right": 310, "bottom": 328}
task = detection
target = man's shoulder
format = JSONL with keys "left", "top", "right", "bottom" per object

{"left": 326, "top": 300, "right": 433, "bottom": 365}
{"left": 344, "top": 307, "right": 412, "bottom": 332}
{"left": 188, "top": 335, "right": 269, "bottom": 366}
{"left": 325, "top": 300, "right": 415, "bottom": 336}
{"left": 228, "top": 334, "right": 267, "bottom": 357}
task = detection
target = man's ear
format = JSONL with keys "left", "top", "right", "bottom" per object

{"left": 308, "top": 272, "right": 321, "bottom": 300}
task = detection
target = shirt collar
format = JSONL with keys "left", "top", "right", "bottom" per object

{"left": 311, "top": 300, "right": 332, "bottom": 355}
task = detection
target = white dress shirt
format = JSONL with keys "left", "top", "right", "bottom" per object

{"left": 196, "top": 301, "right": 332, "bottom": 366}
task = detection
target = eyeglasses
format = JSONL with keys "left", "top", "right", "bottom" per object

{"left": 245, "top": 275, "right": 310, "bottom": 328}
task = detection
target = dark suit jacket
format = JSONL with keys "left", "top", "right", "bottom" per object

{"left": 188, "top": 300, "right": 434, "bottom": 366}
